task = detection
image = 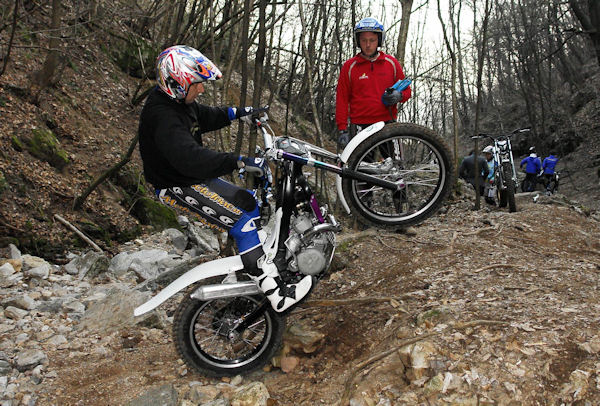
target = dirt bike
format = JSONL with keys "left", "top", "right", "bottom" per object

{"left": 473, "top": 127, "right": 529, "bottom": 212}
{"left": 134, "top": 107, "right": 453, "bottom": 377}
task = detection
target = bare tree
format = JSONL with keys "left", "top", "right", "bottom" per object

{"left": 396, "top": 0, "right": 414, "bottom": 65}
{"left": 568, "top": 0, "right": 600, "bottom": 67}
{"left": 0, "top": 0, "right": 19, "bottom": 78}
{"left": 34, "top": 0, "right": 62, "bottom": 89}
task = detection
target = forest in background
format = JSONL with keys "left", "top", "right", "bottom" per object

{"left": 0, "top": 0, "right": 599, "bottom": 257}
{"left": 2, "top": 0, "right": 599, "bottom": 155}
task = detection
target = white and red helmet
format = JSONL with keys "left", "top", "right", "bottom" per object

{"left": 156, "top": 45, "right": 222, "bottom": 101}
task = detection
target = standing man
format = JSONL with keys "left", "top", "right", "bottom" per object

{"left": 541, "top": 151, "right": 558, "bottom": 193}
{"left": 520, "top": 147, "right": 542, "bottom": 192}
{"left": 138, "top": 45, "right": 312, "bottom": 312}
{"left": 459, "top": 150, "right": 490, "bottom": 198}
{"left": 335, "top": 17, "right": 412, "bottom": 149}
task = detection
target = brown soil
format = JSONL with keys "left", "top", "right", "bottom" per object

{"left": 35, "top": 197, "right": 600, "bottom": 405}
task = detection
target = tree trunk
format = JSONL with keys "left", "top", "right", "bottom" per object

{"left": 396, "top": 0, "right": 414, "bottom": 65}
{"left": 234, "top": 0, "right": 251, "bottom": 157}
{"left": 35, "top": 0, "right": 62, "bottom": 88}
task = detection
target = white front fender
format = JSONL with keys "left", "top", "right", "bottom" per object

{"left": 336, "top": 121, "right": 386, "bottom": 214}
{"left": 133, "top": 255, "right": 244, "bottom": 316}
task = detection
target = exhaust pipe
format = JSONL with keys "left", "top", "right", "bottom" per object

{"left": 190, "top": 281, "right": 260, "bottom": 301}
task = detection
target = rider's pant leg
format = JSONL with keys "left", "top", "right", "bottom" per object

{"left": 156, "top": 179, "right": 264, "bottom": 274}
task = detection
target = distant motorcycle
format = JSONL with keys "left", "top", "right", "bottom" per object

{"left": 134, "top": 107, "right": 453, "bottom": 376}
{"left": 472, "top": 127, "right": 530, "bottom": 212}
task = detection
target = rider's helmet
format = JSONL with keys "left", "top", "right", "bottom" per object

{"left": 354, "top": 17, "right": 385, "bottom": 48}
{"left": 482, "top": 145, "right": 494, "bottom": 154}
{"left": 156, "top": 45, "right": 222, "bottom": 101}
{"left": 529, "top": 146, "right": 536, "bottom": 153}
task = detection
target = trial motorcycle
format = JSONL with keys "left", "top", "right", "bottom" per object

{"left": 134, "top": 107, "right": 454, "bottom": 377}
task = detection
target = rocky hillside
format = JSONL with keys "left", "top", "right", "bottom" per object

{"left": 1, "top": 191, "right": 600, "bottom": 405}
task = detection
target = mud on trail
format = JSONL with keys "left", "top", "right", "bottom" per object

{"left": 37, "top": 195, "right": 600, "bottom": 405}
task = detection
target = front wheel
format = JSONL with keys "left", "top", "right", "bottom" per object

{"left": 342, "top": 123, "right": 454, "bottom": 228}
{"left": 173, "top": 292, "right": 285, "bottom": 377}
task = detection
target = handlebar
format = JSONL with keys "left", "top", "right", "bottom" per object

{"left": 471, "top": 127, "right": 531, "bottom": 140}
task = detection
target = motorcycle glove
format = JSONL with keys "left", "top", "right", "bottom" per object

{"left": 237, "top": 156, "right": 272, "bottom": 183}
{"left": 381, "top": 88, "right": 403, "bottom": 106}
{"left": 338, "top": 130, "right": 350, "bottom": 148}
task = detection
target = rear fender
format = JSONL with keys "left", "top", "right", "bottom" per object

{"left": 336, "top": 121, "right": 385, "bottom": 213}
{"left": 133, "top": 255, "right": 244, "bottom": 316}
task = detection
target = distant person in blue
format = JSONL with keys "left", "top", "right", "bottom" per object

{"left": 520, "top": 147, "right": 541, "bottom": 192}
{"left": 542, "top": 151, "right": 559, "bottom": 193}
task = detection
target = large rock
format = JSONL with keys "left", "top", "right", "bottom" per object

{"left": 25, "top": 263, "right": 51, "bottom": 279}
{"left": 4, "top": 306, "right": 28, "bottom": 320}
{"left": 108, "top": 249, "right": 171, "bottom": 280}
{"left": 2, "top": 294, "right": 36, "bottom": 310}
{"left": 77, "top": 284, "right": 156, "bottom": 333}
{"left": 15, "top": 349, "right": 47, "bottom": 372}
{"left": 0, "top": 262, "right": 16, "bottom": 277}
{"left": 162, "top": 228, "right": 188, "bottom": 252}
{"left": 64, "top": 251, "right": 110, "bottom": 279}
{"left": 230, "top": 382, "right": 270, "bottom": 406}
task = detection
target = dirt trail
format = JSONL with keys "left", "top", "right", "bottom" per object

{"left": 37, "top": 195, "right": 600, "bottom": 405}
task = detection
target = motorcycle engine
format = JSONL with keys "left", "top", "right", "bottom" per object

{"left": 285, "top": 213, "right": 336, "bottom": 276}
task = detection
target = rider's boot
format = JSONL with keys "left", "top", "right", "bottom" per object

{"left": 248, "top": 257, "right": 312, "bottom": 313}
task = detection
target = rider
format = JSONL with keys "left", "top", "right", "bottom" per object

{"left": 542, "top": 151, "right": 559, "bottom": 193}
{"left": 138, "top": 45, "right": 312, "bottom": 312}
{"left": 459, "top": 150, "right": 489, "bottom": 198}
{"left": 482, "top": 145, "right": 496, "bottom": 205}
{"left": 520, "top": 147, "right": 541, "bottom": 192}
{"left": 335, "top": 17, "right": 411, "bottom": 149}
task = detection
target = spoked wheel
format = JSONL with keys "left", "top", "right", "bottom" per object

{"left": 342, "top": 123, "right": 453, "bottom": 228}
{"left": 173, "top": 293, "right": 285, "bottom": 377}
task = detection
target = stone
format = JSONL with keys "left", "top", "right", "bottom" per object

{"left": 8, "top": 244, "right": 21, "bottom": 259}
{"left": 21, "top": 255, "right": 49, "bottom": 272}
{"left": 15, "top": 349, "right": 47, "bottom": 372}
{"left": 25, "top": 263, "right": 50, "bottom": 279}
{"left": 0, "top": 360, "right": 11, "bottom": 375}
{"left": 2, "top": 294, "right": 36, "bottom": 311}
{"left": 0, "top": 262, "right": 15, "bottom": 277}
{"left": 0, "top": 259, "right": 21, "bottom": 273}
{"left": 189, "top": 384, "right": 219, "bottom": 404}
{"left": 4, "top": 306, "right": 28, "bottom": 320}
{"left": 284, "top": 321, "right": 325, "bottom": 353}
{"left": 63, "top": 300, "right": 85, "bottom": 314}
{"left": 230, "top": 382, "right": 270, "bottom": 406}
{"left": 162, "top": 228, "right": 188, "bottom": 252}
{"left": 108, "top": 249, "right": 169, "bottom": 280}
{"left": 64, "top": 251, "right": 110, "bottom": 279}
{"left": 78, "top": 284, "right": 153, "bottom": 333}
{"left": 126, "top": 383, "right": 178, "bottom": 406}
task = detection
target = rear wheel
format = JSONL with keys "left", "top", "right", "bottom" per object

{"left": 342, "top": 123, "right": 453, "bottom": 228}
{"left": 503, "top": 163, "right": 517, "bottom": 212}
{"left": 173, "top": 292, "right": 285, "bottom": 377}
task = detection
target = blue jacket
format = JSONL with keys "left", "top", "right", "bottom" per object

{"left": 542, "top": 155, "right": 558, "bottom": 174}
{"left": 520, "top": 155, "right": 542, "bottom": 174}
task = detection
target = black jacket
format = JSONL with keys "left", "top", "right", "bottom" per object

{"left": 138, "top": 87, "right": 239, "bottom": 189}
{"left": 459, "top": 154, "right": 489, "bottom": 183}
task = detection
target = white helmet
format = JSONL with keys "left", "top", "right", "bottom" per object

{"left": 156, "top": 45, "right": 222, "bottom": 101}
{"left": 482, "top": 146, "right": 493, "bottom": 154}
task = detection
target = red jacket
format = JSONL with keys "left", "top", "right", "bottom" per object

{"left": 336, "top": 52, "right": 411, "bottom": 131}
